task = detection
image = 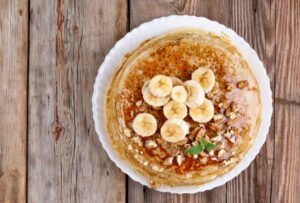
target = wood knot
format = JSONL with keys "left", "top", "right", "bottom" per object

{"left": 53, "top": 121, "right": 63, "bottom": 142}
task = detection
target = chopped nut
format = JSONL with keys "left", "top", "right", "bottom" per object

{"left": 224, "top": 132, "right": 231, "bottom": 138}
{"left": 200, "top": 151, "right": 209, "bottom": 157}
{"left": 209, "top": 122, "right": 223, "bottom": 132}
{"left": 183, "top": 144, "right": 192, "bottom": 149}
{"left": 214, "top": 114, "right": 224, "bottom": 121}
{"left": 151, "top": 164, "right": 164, "bottom": 172}
{"left": 219, "top": 141, "right": 226, "bottom": 149}
{"left": 217, "top": 149, "right": 226, "bottom": 158}
{"left": 192, "top": 141, "right": 199, "bottom": 146}
{"left": 135, "top": 100, "right": 143, "bottom": 107}
{"left": 200, "top": 157, "right": 208, "bottom": 164}
{"left": 211, "top": 135, "right": 222, "bottom": 142}
{"left": 132, "top": 136, "right": 143, "bottom": 147}
{"left": 134, "top": 154, "right": 143, "bottom": 163}
{"left": 196, "top": 127, "right": 206, "bottom": 141}
{"left": 174, "top": 138, "right": 188, "bottom": 146}
{"left": 145, "top": 140, "right": 157, "bottom": 149}
{"left": 229, "top": 129, "right": 235, "bottom": 135}
{"left": 170, "top": 148, "right": 181, "bottom": 156}
{"left": 211, "top": 157, "right": 218, "bottom": 161}
{"left": 123, "top": 128, "right": 132, "bottom": 137}
{"left": 176, "top": 154, "right": 185, "bottom": 166}
{"left": 229, "top": 112, "right": 237, "bottom": 120}
{"left": 152, "top": 148, "right": 167, "bottom": 159}
{"left": 188, "top": 127, "right": 200, "bottom": 140}
{"left": 209, "top": 150, "right": 215, "bottom": 156}
{"left": 229, "top": 136, "right": 236, "bottom": 143}
{"left": 193, "top": 154, "right": 198, "bottom": 159}
{"left": 163, "top": 157, "right": 174, "bottom": 166}
{"left": 237, "top": 80, "right": 248, "bottom": 89}
{"left": 143, "top": 161, "right": 149, "bottom": 166}
{"left": 224, "top": 157, "right": 238, "bottom": 166}
{"left": 217, "top": 130, "right": 225, "bottom": 136}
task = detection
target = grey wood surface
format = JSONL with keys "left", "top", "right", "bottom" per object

{"left": 27, "top": 0, "right": 127, "bottom": 202}
{"left": 0, "top": 0, "right": 299, "bottom": 202}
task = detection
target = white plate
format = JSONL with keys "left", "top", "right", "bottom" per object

{"left": 92, "top": 15, "right": 272, "bottom": 193}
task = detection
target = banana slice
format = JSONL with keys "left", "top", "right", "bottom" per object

{"left": 132, "top": 113, "right": 157, "bottom": 137}
{"left": 163, "top": 100, "right": 187, "bottom": 119}
{"left": 149, "top": 75, "right": 173, "bottom": 97}
{"left": 142, "top": 81, "right": 170, "bottom": 107}
{"left": 171, "top": 86, "right": 187, "bottom": 103}
{"left": 160, "top": 118, "right": 189, "bottom": 142}
{"left": 170, "top": 77, "right": 183, "bottom": 86}
{"left": 192, "top": 67, "right": 216, "bottom": 93}
{"left": 189, "top": 98, "right": 214, "bottom": 123}
{"left": 184, "top": 80, "right": 205, "bottom": 109}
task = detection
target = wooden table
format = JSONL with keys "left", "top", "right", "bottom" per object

{"left": 1, "top": 0, "right": 299, "bottom": 202}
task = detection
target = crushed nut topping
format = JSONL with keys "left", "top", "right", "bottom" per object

{"left": 136, "top": 100, "right": 143, "bottom": 107}
{"left": 214, "top": 114, "right": 224, "bottom": 121}
{"left": 151, "top": 164, "right": 164, "bottom": 172}
{"left": 196, "top": 127, "right": 206, "bottom": 141}
{"left": 211, "top": 135, "right": 222, "bottom": 142}
{"left": 174, "top": 138, "right": 188, "bottom": 146}
{"left": 200, "top": 157, "right": 208, "bottom": 164}
{"left": 188, "top": 127, "right": 200, "bottom": 140}
{"left": 229, "top": 112, "right": 237, "bottom": 120}
{"left": 123, "top": 128, "right": 132, "bottom": 137}
{"left": 217, "top": 149, "right": 226, "bottom": 158}
{"left": 145, "top": 140, "right": 158, "bottom": 149}
{"left": 223, "top": 157, "right": 238, "bottom": 166}
{"left": 132, "top": 136, "right": 143, "bottom": 147}
{"left": 176, "top": 154, "right": 185, "bottom": 166}
{"left": 164, "top": 157, "right": 174, "bottom": 166}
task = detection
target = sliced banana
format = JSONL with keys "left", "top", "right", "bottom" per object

{"left": 192, "top": 66, "right": 216, "bottom": 93}
{"left": 163, "top": 100, "right": 187, "bottom": 119}
{"left": 149, "top": 75, "right": 173, "bottom": 97}
{"left": 171, "top": 86, "right": 187, "bottom": 103}
{"left": 132, "top": 113, "right": 157, "bottom": 137}
{"left": 160, "top": 118, "right": 189, "bottom": 142}
{"left": 142, "top": 81, "right": 170, "bottom": 107}
{"left": 170, "top": 77, "right": 183, "bottom": 86}
{"left": 184, "top": 80, "right": 205, "bottom": 109}
{"left": 189, "top": 98, "right": 214, "bottom": 123}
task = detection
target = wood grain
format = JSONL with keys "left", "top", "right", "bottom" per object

{"left": 129, "top": 0, "right": 275, "bottom": 202}
{"left": 0, "top": 0, "right": 28, "bottom": 202}
{"left": 27, "top": 0, "right": 127, "bottom": 202}
{"left": 271, "top": 0, "right": 300, "bottom": 202}
{"left": 226, "top": 0, "right": 275, "bottom": 203}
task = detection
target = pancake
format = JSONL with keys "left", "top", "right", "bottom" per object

{"left": 105, "top": 29, "right": 261, "bottom": 188}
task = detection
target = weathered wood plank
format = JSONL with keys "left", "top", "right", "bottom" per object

{"left": 226, "top": 0, "right": 275, "bottom": 203}
{"left": 0, "top": 0, "right": 28, "bottom": 202}
{"left": 28, "top": 0, "right": 127, "bottom": 202}
{"left": 129, "top": 1, "right": 231, "bottom": 202}
{"left": 271, "top": 0, "right": 300, "bottom": 202}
